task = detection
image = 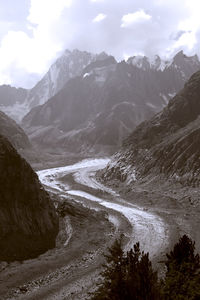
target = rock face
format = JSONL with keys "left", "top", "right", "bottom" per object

{"left": 0, "top": 135, "right": 59, "bottom": 261}
{"left": 102, "top": 70, "right": 200, "bottom": 186}
{"left": 22, "top": 51, "right": 200, "bottom": 154}
{"left": 0, "top": 111, "right": 30, "bottom": 150}
{"left": 1, "top": 49, "right": 199, "bottom": 125}
{"left": 0, "top": 50, "right": 111, "bottom": 122}
{"left": 25, "top": 49, "right": 99, "bottom": 109}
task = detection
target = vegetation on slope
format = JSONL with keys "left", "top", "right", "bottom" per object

{"left": 90, "top": 235, "right": 200, "bottom": 300}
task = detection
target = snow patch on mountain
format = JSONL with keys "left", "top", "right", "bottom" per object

{"left": 127, "top": 54, "right": 173, "bottom": 71}
{"left": 146, "top": 102, "right": 157, "bottom": 109}
{"left": 168, "top": 92, "right": 176, "bottom": 98}
{"left": 83, "top": 72, "right": 90, "bottom": 78}
{"left": 160, "top": 93, "right": 169, "bottom": 104}
{"left": 49, "top": 64, "right": 60, "bottom": 92}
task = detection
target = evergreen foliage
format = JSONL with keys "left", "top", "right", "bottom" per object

{"left": 163, "top": 235, "right": 200, "bottom": 300}
{"left": 90, "top": 239, "right": 161, "bottom": 300}
{"left": 90, "top": 235, "right": 200, "bottom": 300}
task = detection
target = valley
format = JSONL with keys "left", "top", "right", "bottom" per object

{"left": 0, "top": 51, "right": 199, "bottom": 298}
{"left": 1, "top": 156, "right": 198, "bottom": 299}
{"left": 1, "top": 0, "right": 200, "bottom": 297}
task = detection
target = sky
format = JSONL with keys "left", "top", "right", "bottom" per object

{"left": 0, "top": 0, "right": 200, "bottom": 88}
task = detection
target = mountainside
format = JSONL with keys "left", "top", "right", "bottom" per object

{"left": 25, "top": 49, "right": 98, "bottom": 109}
{"left": 0, "top": 110, "right": 30, "bottom": 150}
{"left": 0, "top": 50, "right": 113, "bottom": 122}
{"left": 101, "top": 70, "right": 200, "bottom": 186}
{"left": 0, "top": 135, "right": 59, "bottom": 261}
{"left": 22, "top": 51, "right": 200, "bottom": 154}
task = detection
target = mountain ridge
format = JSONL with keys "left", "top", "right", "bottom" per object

{"left": 22, "top": 50, "right": 200, "bottom": 154}
{"left": 101, "top": 70, "right": 200, "bottom": 186}
{"left": 0, "top": 49, "right": 199, "bottom": 123}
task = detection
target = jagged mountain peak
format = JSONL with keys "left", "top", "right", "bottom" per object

{"left": 168, "top": 51, "right": 200, "bottom": 67}
{"left": 25, "top": 49, "right": 96, "bottom": 109}
{"left": 95, "top": 51, "right": 110, "bottom": 61}
{"left": 127, "top": 54, "right": 169, "bottom": 71}
{"left": 82, "top": 55, "right": 117, "bottom": 76}
{"left": 22, "top": 49, "right": 200, "bottom": 154}
{"left": 127, "top": 51, "right": 200, "bottom": 72}
{"left": 1, "top": 48, "right": 200, "bottom": 125}
{"left": 124, "top": 70, "right": 200, "bottom": 148}
{"left": 24, "top": 49, "right": 114, "bottom": 111}
{"left": 63, "top": 49, "right": 71, "bottom": 56}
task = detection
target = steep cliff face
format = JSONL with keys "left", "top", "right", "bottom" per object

{"left": 0, "top": 50, "right": 111, "bottom": 122}
{"left": 26, "top": 49, "right": 96, "bottom": 109}
{"left": 102, "top": 70, "right": 200, "bottom": 186}
{"left": 0, "top": 135, "right": 59, "bottom": 261}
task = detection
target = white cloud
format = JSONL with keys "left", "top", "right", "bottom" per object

{"left": 28, "top": 0, "right": 72, "bottom": 24}
{"left": 121, "top": 10, "right": 152, "bottom": 28}
{"left": 174, "top": 31, "right": 196, "bottom": 50}
{"left": 93, "top": 13, "right": 107, "bottom": 23}
{"left": 165, "top": 0, "right": 200, "bottom": 55}
{"left": 1, "top": 0, "right": 200, "bottom": 88}
{"left": 0, "top": 0, "right": 72, "bottom": 87}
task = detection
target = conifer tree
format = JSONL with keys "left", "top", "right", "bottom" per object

{"left": 163, "top": 235, "right": 200, "bottom": 300}
{"left": 90, "top": 239, "right": 161, "bottom": 300}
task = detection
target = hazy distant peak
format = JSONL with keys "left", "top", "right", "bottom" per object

{"left": 63, "top": 49, "right": 71, "bottom": 56}
{"left": 172, "top": 50, "right": 200, "bottom": 66}
{"left": 127, "top": 54, "right": 164, "bottom": 71}
{"left": 95, "top": 51, "right": 110, "bottom": 61}
{"left": 127, "top": 51, "right": 200, "bottom": 72}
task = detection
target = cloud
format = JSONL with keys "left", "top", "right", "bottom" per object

{"left": 0, "top": 0, "right": 72, "bottom": 87}
{"left": 1, "top": 0, "right": 200, "bottom": 88}
{"left": 93, "top": 13, "right": 107, "bottom": 23}
{"left": 171, "top": 30, "right": 188, "bottom": 41}
{"left": 121, "top": 10, "right": 152, "bottom": 28}
{"left": 27, "top": 0, "right": 72, "bottom": 24}
{"left": 90, "top": 0, "right": 105, "bottom": 2}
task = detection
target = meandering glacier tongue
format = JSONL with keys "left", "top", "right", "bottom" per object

{"left": 38, "top": 158, "right": 168, "bottom": 257}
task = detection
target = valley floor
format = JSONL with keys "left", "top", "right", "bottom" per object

{"left": 0, "top": 156, "right": 199, "bottom": 299}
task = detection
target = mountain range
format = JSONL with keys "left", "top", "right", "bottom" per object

{"left": 0, "top": 49, "right": 199, "bottom": 156}
{"left": 0, "top": 50, "right": 112, "bottom": 122}
{"left": 21, "top": 50, "right": 200, "bottom": 154}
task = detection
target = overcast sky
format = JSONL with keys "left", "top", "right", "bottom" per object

{"left": 0, "top": 0, "right": 200, "bottom": 88}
